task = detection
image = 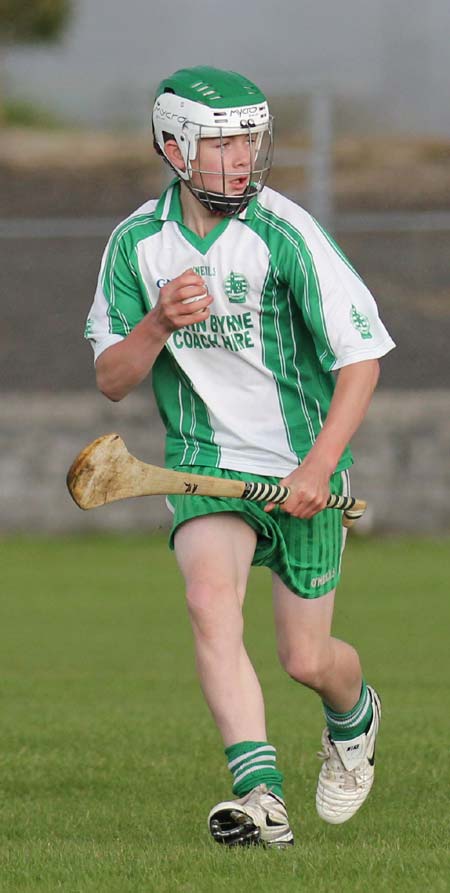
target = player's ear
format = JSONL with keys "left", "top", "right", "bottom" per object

{"left": 164, "top": 139, "right": 186, "bottom": 172}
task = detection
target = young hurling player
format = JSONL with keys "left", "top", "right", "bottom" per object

{"left": 85, "top": 67, "right": 395, "bottom": 847}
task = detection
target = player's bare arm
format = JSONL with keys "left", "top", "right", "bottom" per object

{"left": 265, "top": 359, "right": 380, "bottom": 518}
{"left": 95, "top": 269, "right": 213, "bottom": 401}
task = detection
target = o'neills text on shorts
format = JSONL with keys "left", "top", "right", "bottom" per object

{"left": 311, "top": 568, "right": 336, "bottom": 589}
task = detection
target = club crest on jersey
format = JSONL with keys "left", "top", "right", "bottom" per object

{"left": 224, "top": 271, "right": 249, "bottom": 303}
{"left": 350, "top": 304, "right": 373, "bottom": 340}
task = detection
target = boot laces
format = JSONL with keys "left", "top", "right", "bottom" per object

{"left": 317, "top": 737, "right": 365, "bottom": 790}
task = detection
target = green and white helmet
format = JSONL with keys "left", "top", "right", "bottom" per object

{"left": 152, "top": 65, "right": 273, "bottom": 216}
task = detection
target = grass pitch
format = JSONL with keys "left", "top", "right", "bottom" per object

{"left": 0, "top": 534, "right": 449, "bottom": 892}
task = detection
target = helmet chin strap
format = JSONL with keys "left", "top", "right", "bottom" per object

{"left": 185, "top": 182, "right": 258, "bottom": 217}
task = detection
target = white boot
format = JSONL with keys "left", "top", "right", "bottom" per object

{"left": 208, "top": 783, "right": 294, "bottom": 847}
{"left": 316, "top": 686, "right": 381, "bottom": 824}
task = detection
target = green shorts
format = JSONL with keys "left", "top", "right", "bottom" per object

{"left": 167, "top": 466, "right": 350, "bottom": 599}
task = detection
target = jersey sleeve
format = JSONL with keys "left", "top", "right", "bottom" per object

{"left": 283, "top": 215, "right": 395, "bottom": 371}
{"left": 84, "top": 226, "right": 148, "bottom": 362}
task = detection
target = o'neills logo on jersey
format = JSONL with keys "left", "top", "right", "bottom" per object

{"left": 224, "top": 271, "right": 249, "bottom": 303}
{"left": 192, "top": 265, "right": 216, "bottom": 277}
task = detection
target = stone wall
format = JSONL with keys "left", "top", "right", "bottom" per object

{"left": 1, "top": 391, "right": 449, "bottom": 534}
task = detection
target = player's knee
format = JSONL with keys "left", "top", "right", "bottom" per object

{"left": 185, "top": 581, "right": 244, "bottom": 641}
{"left": 278, "top": 645, "right": 331, "bottom": 690}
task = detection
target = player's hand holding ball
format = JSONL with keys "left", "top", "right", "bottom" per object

{"left": 152, "top": 268, "right": 212, "bottom": 335}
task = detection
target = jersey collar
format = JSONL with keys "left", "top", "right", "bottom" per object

{"left": 154, "top": 178, "right": 184, "bottom": 222}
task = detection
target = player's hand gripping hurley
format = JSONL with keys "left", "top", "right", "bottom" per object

{"left": 67, "top": 434, "right": 366, "bottom": 528}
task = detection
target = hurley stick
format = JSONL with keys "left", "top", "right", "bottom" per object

{"left": 67, "top": 433, "right": 366, "bottom": 527}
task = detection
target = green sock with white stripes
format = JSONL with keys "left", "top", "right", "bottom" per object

{"left": 225, "top": 740, "right": 284, "bottom": 800}
{"left": 323, "top": 680, "right": 373, "bottom": 741}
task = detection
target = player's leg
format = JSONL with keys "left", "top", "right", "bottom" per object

{"left": 272, "top": 575, "right": 381, "bottom": 824}
{"left": 174, "top": 512, "right": 265, "bottom": 743}
{"left": 174, "top": 512, "right": 293, "bottom": 846}
{"left": 272, "top": 582, "right": 362, "bottom": 710}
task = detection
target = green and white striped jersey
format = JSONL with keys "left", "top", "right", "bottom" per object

{"left": 85, "top": 180, "right": 395, "bottom": 476}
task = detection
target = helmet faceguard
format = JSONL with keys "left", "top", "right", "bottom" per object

{"left": 152, "top": 67, "right": 273, "bottom": 216}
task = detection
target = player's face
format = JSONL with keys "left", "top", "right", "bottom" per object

{"left": 190, "top": 133, "right": 258, "bottom": 195}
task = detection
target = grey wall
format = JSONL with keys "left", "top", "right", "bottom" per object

{"left": 1, "top": 391, "right": 449, "bottom": 535}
